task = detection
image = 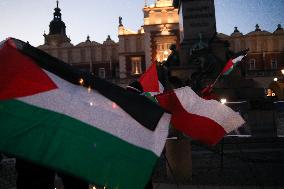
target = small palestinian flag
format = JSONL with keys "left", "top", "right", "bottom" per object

{"left": 221, "top": 49, "right": 248, "bottom": 75}
{"left": 138, "top": 62, "right": 165, "bottom": 94}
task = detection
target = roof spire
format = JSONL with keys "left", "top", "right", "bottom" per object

{"left": 53, "top": 0, "right": 62, "bottom": 20}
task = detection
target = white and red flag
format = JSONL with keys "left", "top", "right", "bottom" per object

{"left": 156, "top": 87, "right": 245, "bottom": 145}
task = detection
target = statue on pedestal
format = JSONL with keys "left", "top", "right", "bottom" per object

{"left": 118, "top": 16, "right": 123, "bottom": 26}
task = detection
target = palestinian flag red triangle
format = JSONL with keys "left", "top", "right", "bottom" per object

{"left": 0, "top": 39, "right": 57, "bottom": 100}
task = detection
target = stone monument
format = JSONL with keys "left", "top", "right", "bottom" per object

{"left": 172, "top": 0, "right": 228, "bottom": 89}
{"left": 162, "top": 0, "right": 228, "bottom": 182}
{"left": 178, "top": 0, "right": 216, "bottom": 44}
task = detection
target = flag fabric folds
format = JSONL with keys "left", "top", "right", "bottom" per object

{"left": 156, "top": 87, "right": 245, "bottom": 145}
{"left": 0, "top": 38, "right": 171, "bottom": 189}
{"left": 130, "top": 59, "right": 245, "bottom": 145}
{"left": 221, "top": 49, "right": 248, "bottom": 75}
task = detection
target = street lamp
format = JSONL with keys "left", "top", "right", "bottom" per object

{"left": 274, "top": 78, "right": 278, "bottom": 82}
{"left": 220, "top": 98, "right": 227, "bottom": 104}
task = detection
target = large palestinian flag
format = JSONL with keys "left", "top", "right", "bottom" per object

{"left": 0, "top": 38, "right": 171, "bottom": 189}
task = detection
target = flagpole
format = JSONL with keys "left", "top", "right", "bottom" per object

{"left": 210, "top": 49, "right": 248, "bottom": 89}
{"left": 210, "top": 72, "right": 222, "bottom": 89}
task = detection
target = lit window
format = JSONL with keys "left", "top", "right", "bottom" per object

{"left": 271, "top": 58, "right": 277, "bottom": 69}
{"left": 266, "top": 89, "right": 272, "bottom": 96}
{"left": 167, "top": 43, "right": 172, "bottom": 49}
{"left": 156, "top": 43, "right": 171, "bottom": 62}
{"left": 98, "top": 68, "right": 105, "bottom": 79}
{"left": 249, "top": 59, "right": 256, "bottom": 70}
{"left": 266, "top": 88, "right": 276, "bottom": 97}
{"left": 131, "top": 57, "right": 142, "bottom": 75}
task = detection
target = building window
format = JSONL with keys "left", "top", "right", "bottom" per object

{"left": 156, "top": 43, "right": 172, "bottom": 62}
{"left": 131, "top": 57, "right": 142, "bottom": 75}
{"left": 249, "top": 59, "right": 256, "bottom": 70}
{"left": 271, "top": 58, "right": 277, "bottom": 70}
{"left": 98, "top": 68, "right": 105, "bottom": 79}
{"left": 266, "top": 88, "right": 276, "bottom": 97}
{"left": 157, "top": 44, "right": 163, "bottom": 50}
{"left": 166, "top": 43, "right": 172, "bottom": 49}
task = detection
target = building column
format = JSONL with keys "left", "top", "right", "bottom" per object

{"left": 144, "top": 31, "right": 152, "bottom": 69}
{"left": 119, "top": 55, "right": 126, "bottom": 78}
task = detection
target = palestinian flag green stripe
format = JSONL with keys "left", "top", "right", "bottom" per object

{"left": 222, "top": 66, "right": 234, "bottom": 75}
{"left": 0, "top": 100, "right": 159, "bottom": 189}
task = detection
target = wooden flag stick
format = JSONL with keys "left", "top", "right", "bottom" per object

{"left": 210, "top": 73, "right": 222, "bottom": 89}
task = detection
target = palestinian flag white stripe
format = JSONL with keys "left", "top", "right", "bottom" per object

{"left": 19, "top": 70, "right": 170, "bottom": 156}
{"left": 232, "top": 54, "right": 246, "bottom": 64}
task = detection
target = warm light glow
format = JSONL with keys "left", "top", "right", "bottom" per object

{"left": 134, "top": 64, "right": 140, "bottom": 74}
{"left": 155, "top": 0, "right": 173, "bottom": 7}
{"left": 140, "top": 27, "right": 145, "bottom": 34}
{"left": 131, "top": 57, "right": 142, "bottom": 75}
{"left": 161, "top": 25, "right": 170, "bottom": 35}
{"left": 156, "top": 55, "right": 161, "bottom": 62}
{"left": 281, "top": 69, "right": 284, "bottom": 75}
{"left": 88, "top": 86, "right": 92, "bottom": 93}
{"left": 266, "top": 89, "right": 272, "bottom": 96}
{"left": 79, "top": 78, "right": 84, "bottom": 85}
{"left": 112, "top": 102, "right": 117, "bottom": 109}
{"left": 163, "top": 50, "right": 170, "bottom": 61}
{"left": 274, "top": 78, "right": 278, "bottom": 82}
{"left": 118, "top": 27, "right": 124, "bottom": 35}
{"left": 272, "top": 93, "right": 276, "bottom": 96}
{"left": 220, "top": 98, "right": 227, "bottom": 104}
{"left": 92, "top": 187, "right": 97, "bottom": 189}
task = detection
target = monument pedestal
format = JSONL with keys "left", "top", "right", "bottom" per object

{"left": 165, "top": 138, "right": 192, "bottom": 182}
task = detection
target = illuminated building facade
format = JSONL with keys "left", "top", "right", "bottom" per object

{"left": 218, "top": 24, "right": 284, "bottom": 87}
{"left": 38, "top": 1, "right": 119, "bottom": 79}
{"left": 118, "top": 0, "right": 179, "bottom": 79}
